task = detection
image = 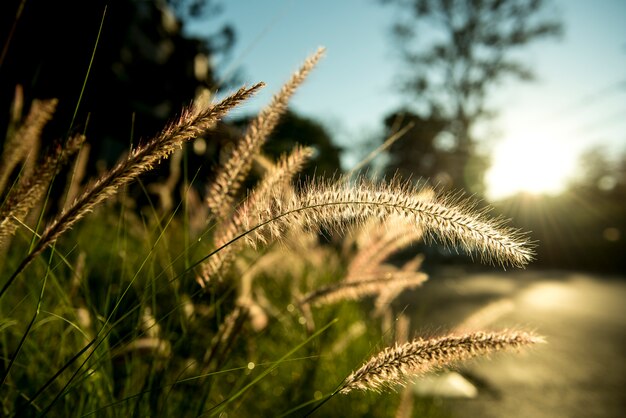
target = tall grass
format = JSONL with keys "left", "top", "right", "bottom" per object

{"left": 0, "top": 48, "right": 540, "bottom": 417}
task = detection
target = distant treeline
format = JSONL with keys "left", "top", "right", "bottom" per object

{"left": 495, "top": 163, "right": 626, "bottom": 274}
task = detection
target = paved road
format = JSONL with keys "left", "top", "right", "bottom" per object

{"left": 405, "top": 269, "right": 626, "bottom": 418}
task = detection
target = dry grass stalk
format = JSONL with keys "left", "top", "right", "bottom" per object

{"left": 395, "top": 313, "right": 411, "bottom": 345}
{"left": 340, "top": 330, "right": 543, "bottom": 394}
{"left": 147, "top": 146, "right": 183, "bottom": 213}
{"left": 343, "top": 121, "right": 415, "bottom": 180}
{"left": 0, "top": 134, "right": 85, "bottom": 248}
{"left": 373, "top": 256, "right": 426, "bottom": 317}
{"left": 204, "top": 305, "right": 249, "bottom": 367}
{"left": 399, "top": 253, "right": 425, "bottom": 273}
{"left": 395, "top": 384, "right": 415, "bottom": 418}
{"left": 114, "top": 337, "right": 172, "bottom": 359}
{"left": 29, "top": 84, "right": 262, "bottom": 262}
{"left": 141, "top": 307, "right": 161, "bottom": 339}
{"left": 0, "top": 98, "right": 58, "bottom": 194}
{"left": 330, "top": 321, "right": 367, "bottom": 356}
{"left": 61, "top": 143, "right": 91, "bottom": 212}
{"left": 8, "top": 85, "right": 24, "bottom": 134}
{"left": 346, "top": 216, "right": 426, "bottom": 281}
{"left": 205, "top": 47, "right": 325, "bottom": 222}
{"left": 300, "top": 271, "right": 428, "bottom": 307}
{"left": 394, "top": 314, "right": 414, "bottom": 418}
{"left": 184, "top": 185, "right": 209, "bottom": 239}
{"left": 69, "top": 251, "right": 87, "bottom": 298}
{"left": 241, "top": 178, "right": 534, "bottom": 269}
{"left": 200, "top": 145, "right": 315, "bottom": 283}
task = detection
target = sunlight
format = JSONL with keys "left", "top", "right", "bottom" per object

{"left": 485, "top": 128, "right": 578, "bottom": 200}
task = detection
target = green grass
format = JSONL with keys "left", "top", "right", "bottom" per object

{"left": 0, "top": 186, "right": 451, "bottom": 417}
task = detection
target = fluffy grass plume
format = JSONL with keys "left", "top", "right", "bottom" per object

{"left": 200, "top": 145, "right": 315, "bottom": 282}
{"left": 33, "top": 84, "right": 261, "bottom": 253}
{"left": 340, "top": 330, "right": 543, "bottom": 394}
{"left": 241, "top": 177, "right": 534, "bottom": 269}
{"left": 1, "top": 84, "right": 262, "bottom": 295}
{"left": 346, "top": 216, "right": 426, "bottom": 280}
{"left": 0, "top": 134, "right": 85, "bottom": 248}
{"left": 0, "top": 98, "right": 58, "bottom": 194}
{"left": 205, "top": 47, "right": 325, "bottom": 221}
{"left": 300, "top": 271, "right": 428, "bottom": 307}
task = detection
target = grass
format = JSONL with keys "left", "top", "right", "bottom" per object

{"left": 0, "top": 48, "right": 540, "bottom": 417}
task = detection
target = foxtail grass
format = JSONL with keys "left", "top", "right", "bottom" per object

{"left": 239, "top": 177, "right": 534, "bottom": 269}
{"left": 0, "top": 134, "right": 85, "bottom": 248}
{"left": 200, "top": 145, "right": 315, "bottom": 283}
{"left": 346, "top": 216, "right": 426, "bottom": 281}
{"left": 0, "top": 83, "right": 262, "bottom": 298}
{"left": 0, "top": 98, "right": 58, "bottom": 194}
{"left": 0, "top": 42, "right": 545, "bottom": 417}
{"left": 205, "top": 47, "right": 325, "bottom": 222}
{"left": 300, "top": 271, "right": 428, "bottom": 307}
{"left": 339, "top": 330, "right": 543, "bottom": 394}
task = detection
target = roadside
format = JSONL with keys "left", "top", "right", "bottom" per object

{"left": 403, "top": 269, "right": 626, "bottom": 418}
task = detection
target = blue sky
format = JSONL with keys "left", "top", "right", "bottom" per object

{"left": 188, "top": 0, "right": 626, "bottom": 200}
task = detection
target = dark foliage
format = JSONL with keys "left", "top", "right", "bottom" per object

{"left": 0, "top": 0, "right": 233, "bottom": 168}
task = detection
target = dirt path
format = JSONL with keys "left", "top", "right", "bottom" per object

{"left": 405, "top": 269, "right": 626, "bottom": 418}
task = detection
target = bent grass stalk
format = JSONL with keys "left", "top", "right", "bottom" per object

{"left": 339, "top": 330, "right": 544, "bottom": 394}
{"left": 239, "top": 178, "right": 534, "bottom": 269}
{"left": 0, "top": 83, "right": 263, "bottom": 299}
{"left": 187, "top": 176, "right": 532, "bottom": 291}
{"left": 200, "top": 145, "right": 315, "bottom": 282}
{"left": 300, "top": 272, "right": 428, "bottom": 307}
{"left": 206, "top": 47, "right": 325, "bottom": 222}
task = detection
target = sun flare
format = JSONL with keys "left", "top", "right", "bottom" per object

{"left": 486, "top": 130, "right": 577, "bottom": 201}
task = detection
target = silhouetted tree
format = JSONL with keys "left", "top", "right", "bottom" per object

{"left": 382, "top": 110, "right": 489, "bottom": 190}
{"left": 0, "top": 0, "right": 234, "bottom": 164}
{"left": 495, "top": 147, "right": 626, "bottom": 273}
{"left": 569, "top": 147, "right": 626, "bottom": 194}
{"left": 0, "top": 0, "right": 237, "bottom": 211}
{"left": 233, "top": 110, "right": 343, "bottom": 179}
{"left": 380, "top": 0, "right": 562, "bottom": 194}
{"left": 382, "top": 111, "right": 445, "bottom": 181}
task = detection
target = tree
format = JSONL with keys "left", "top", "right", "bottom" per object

{"left": 0, "top": 0, "right": 234, "bottom": 162}
{"left": 0, "top": 0, "right": 235, "bottom": 210}
{"left": 495, "top": 147, "right": 626, "bottom": 273}
{"left": 233, "top": 110, "right": 343, "bottom": 179}
{"left": 380, "top": 0, "right": 562, "bottom": 194}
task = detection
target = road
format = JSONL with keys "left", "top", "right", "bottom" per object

{"left": 404, "top": 269, "right": 626, "bottom": 418}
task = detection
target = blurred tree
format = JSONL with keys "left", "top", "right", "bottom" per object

{"left": 0, "top": 0, "right": 234, "bottom": 164}
{"left": 233, "top": 110, "right": 343, "bottom": 179}
{"left": 567, "top": 148, "right": 626, "bottom": 273}
{"left": 0, "top": 0, "right": 238, "bottom": 211}
{"left": 380, "top": 0, "right": 562, "bottom": 194}
{"left": 496, "top": 147, "right": 626, "bottom": 273}
{"left": 382, "top": 109, "right": 489, "bottom": 190}
{"left": 569, "top": 147, "right": 625, "bottom": 194}
{"left": 382, "top": 111, "right": 445, "bottom": 181}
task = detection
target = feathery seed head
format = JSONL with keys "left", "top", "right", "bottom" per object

{"left": 22, "top": 84, "right": 261, "bottom": 263}
{"left": 206, "top": 48, "right": 325, "bottom": 221}
{"left": 242, "top": 177, "right": 534, "bottom": 269}
{"left": 340, "top": 330, "right": 543, "bottom": 394}
{"left": 300, "top": 272, "right": 428, "bottom": 307}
